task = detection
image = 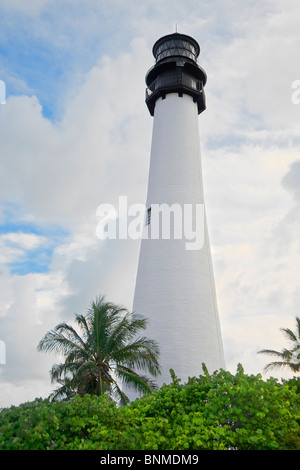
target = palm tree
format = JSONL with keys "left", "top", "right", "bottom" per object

{"left": 258, "top": 316, "right": 300, "bottom": 374}
{"left": 37, "top": 295, "right": 161, "bottom": 404}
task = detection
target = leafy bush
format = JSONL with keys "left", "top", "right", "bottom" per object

{"left": 0, "top": 365, "right": 299, "bottom": 450}
{"left": 130, "top": 365, "right": 300, "bottom": 450}
{"left": 0, "top": 395, "right": 131, "bottom": 450}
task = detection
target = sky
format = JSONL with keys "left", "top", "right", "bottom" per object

{"left": 0, "top": 0, "right": 300, "bottom": 408}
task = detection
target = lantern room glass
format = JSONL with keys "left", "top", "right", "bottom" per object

{"left": 154, "top": 38, "right": 198, "bottom": 63}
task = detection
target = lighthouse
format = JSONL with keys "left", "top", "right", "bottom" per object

{"left": 133, "top": 32, "right": 225, "bottom": 387}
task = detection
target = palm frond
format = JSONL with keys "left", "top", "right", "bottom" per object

{"left": 74, "top": 313, "right": 92, "bottom": 339}
{"left": 295, "top": 317, "right": 300, "bottom": 339}
{"left": 89, "top": 297, "right": 127, "bottom": 355}
{"left": 37, "top": 322, "right": 87, "bottom": 356}
{"left": 258, "top": 348, "right": 289, "bottom": 358}
{"left": 280, "top": 327, "right": 297, "bottom": 343}
{"left": 50, "top": 362, "right": 79, "bottom": 383}
{"left": 112, "top": 337, "right": 160, "bottom": 376}
{"left": 109, "top": 382, "right": 130, "bottom": 406}
{"left": 104, "top": 312, "right": 146, "bottom": 355}
{"left": 113, "top": 364, "right": 158, "bottom": 395}
{"left": 262, "top": 361, "right": 292, "bottom": 373}
{"left": 258, "top": 316, "right": 300, "bottom": 374}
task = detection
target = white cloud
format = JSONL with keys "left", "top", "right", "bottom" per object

{"left": 282, "top": 159, "right": 300, "bottom": 202}
{"left": 1, "top": 232, "right": 46, "bottom": 250}
{"left": 0, "top": 269, "right": 13, "bottom": 318}
{"left": 0, "top": 39, "right": 151, "bottom": 227}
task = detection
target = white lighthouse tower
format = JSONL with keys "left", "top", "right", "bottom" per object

{"left": 133, "top": 32, "right": 225, "bottom": 387}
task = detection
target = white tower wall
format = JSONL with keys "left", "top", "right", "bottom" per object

{"left": 133, "top": 91, "right": 225, "bottom": 387}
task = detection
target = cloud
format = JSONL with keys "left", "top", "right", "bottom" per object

{"left": 0, "top": 38, "right": 151, "bottom": 226}
{"left": 282, "top": 159, "right": 300, "bottom": 202}
{"left": 1, "top": 232, "right": 46, "bottom": 250}
{"left": 0, "top": 274, "right": 59, "bottom": 390}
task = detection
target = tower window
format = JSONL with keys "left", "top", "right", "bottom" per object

{"left": 146, "top": 207, "right": 151, "bottom": 225}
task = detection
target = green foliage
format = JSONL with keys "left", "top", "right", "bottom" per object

{"left": 283, "top": 376, "right": 300, "bottom": 395}
{"left": 1, "top": 365, "right": 299, "bottom": 450}
{"left": 0, "top": 395, "right": 130, "bottom": 450}
{"left": 130, "top": 364, "right": 300, "bottom": 450}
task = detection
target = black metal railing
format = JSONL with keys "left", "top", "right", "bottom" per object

{"left": 146, "top": 70, "right": 202, "bottom": 98}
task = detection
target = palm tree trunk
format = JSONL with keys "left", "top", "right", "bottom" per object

{"left": 99, "top": 373, "right": 103, "bottom": 395}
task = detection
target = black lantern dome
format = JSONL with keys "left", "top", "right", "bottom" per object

{"left": 145, "top": 33, "right": 207, "bottom": 116}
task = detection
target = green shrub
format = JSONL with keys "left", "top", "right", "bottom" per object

{"left": 0, "top": 365, "right": 299, "bottom": 450}
{"left": 0, "top": 394, "right": 135, "bottom": 450}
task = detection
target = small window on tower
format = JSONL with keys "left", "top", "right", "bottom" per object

{"left": 146, "top": 207, "right": 151, "bottom": 225}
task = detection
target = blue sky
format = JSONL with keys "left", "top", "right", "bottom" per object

{"left": 0, "top": 4, "right": 106, "bottom": 119}
{"left": 0, "top": 202, "right": 68, "bottom": 275}
{"left": 0, "top": 0, "right": 300, "bottom": 408}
